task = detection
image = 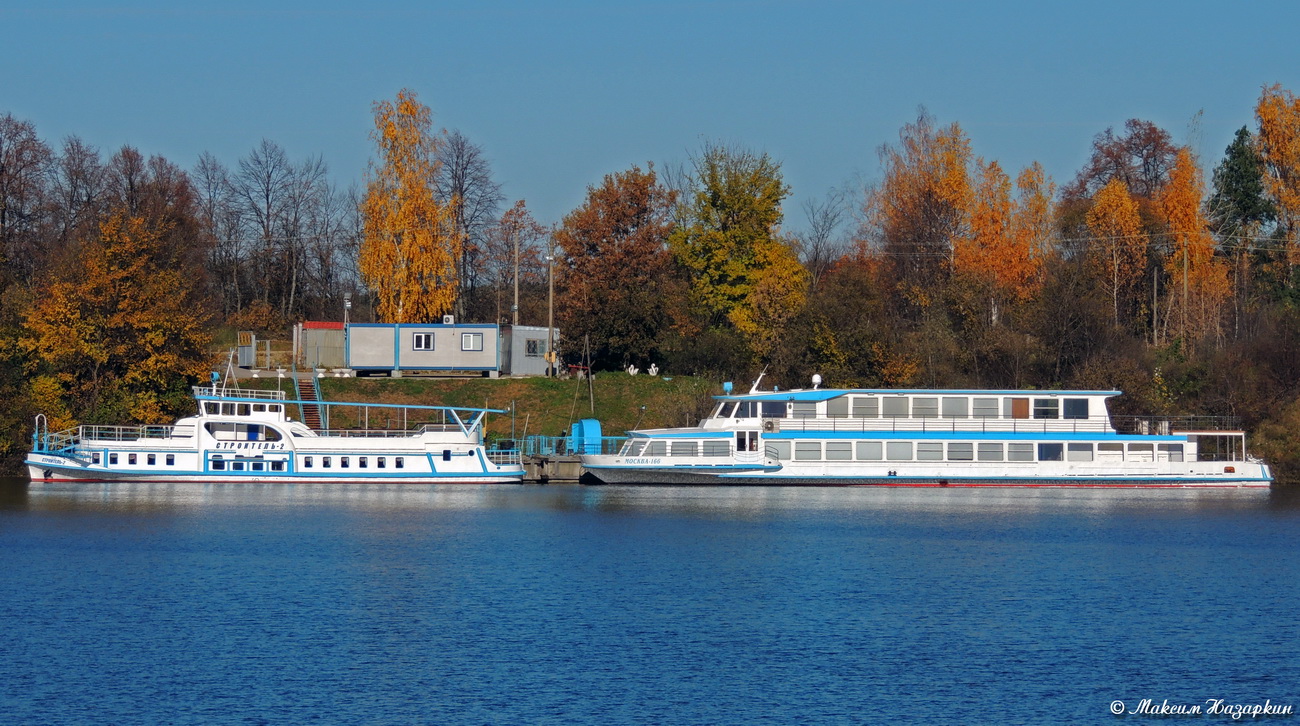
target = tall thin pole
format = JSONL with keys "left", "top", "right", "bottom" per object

{"left": 512, "top": 228, "right": 520, "bottom": 327}
{"left": 547, "top": 240, "right": 555, "bottom": 377}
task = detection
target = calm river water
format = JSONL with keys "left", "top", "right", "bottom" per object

{"left": 2, "top": 480, "right": 1298, "bottom": 725}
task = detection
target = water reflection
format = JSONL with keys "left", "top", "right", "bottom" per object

{"left": 7, "top": 477, "right": 1294, "bottom": 519}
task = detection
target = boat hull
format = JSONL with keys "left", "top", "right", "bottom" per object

{"left": 26, "top": 458, "right": 524, "bottom": 486}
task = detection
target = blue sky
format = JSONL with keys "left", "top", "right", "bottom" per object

{"left": 4, "top": 1, "right": 1298, "bottom": 232}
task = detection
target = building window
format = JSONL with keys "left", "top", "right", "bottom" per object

{"left": 413, "top": 333, "right": 434, "bottom": 351}
{"left": 525, "top": 339, "right": 546, "bottom": 357}
{"left": 462, "top": 333, "right": 484, "bottom": 351}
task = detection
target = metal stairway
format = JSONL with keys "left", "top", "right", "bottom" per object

{"left": 296, "top": 377, "right": 323, "bottom": 430}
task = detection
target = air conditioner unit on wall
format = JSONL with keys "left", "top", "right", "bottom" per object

{"left": 442, "top": 315, "right": 455, "bottom": 325}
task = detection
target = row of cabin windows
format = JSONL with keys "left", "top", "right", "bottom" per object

{"left": 413, "top": 332, "right": 485, "bottom": 352}
{"left": 301, "top": 455, "right": 404, "bottom": 469}
{"left": 205, "top": 422, "right": 283, "bottom": 441}
{"left": 624, "top": 439, "right": 732, "bottom": 457}
{"left": 210, "top": 459, "right": 287, "bottom": 472}
{"left": 203, "top": 402, "right": 283, "bottom": 416}
{"left": 97, "top": 452, "right": 177, "bottom": 466}
{"left": 769, "top": 440, "right": 1183, "bottom": 463}
{"left": 724, "top": 397, "right": 1091, "bottom": 420}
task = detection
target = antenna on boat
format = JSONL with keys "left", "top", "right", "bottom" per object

{"left": 222, "top": 349, "right": 238, "bottom": 395}
{"left": 748, "top": 366, "right": 769, "bottom": 394}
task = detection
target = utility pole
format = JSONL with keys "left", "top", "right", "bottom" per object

{"left": 546, "top": 241, "right": 555, "bottom": 377}
{"left": 512, "top": 227, "right": 520, "bottom": 327}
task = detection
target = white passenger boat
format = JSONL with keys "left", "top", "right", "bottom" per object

{"left": 578, "top": 377, "right": 1272, "bottom": 487}
{"left": 27, "top": 379, "right": 525, "bottom": 484}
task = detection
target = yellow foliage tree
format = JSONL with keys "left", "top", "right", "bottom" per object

{"left": 1085, "top": 178, "right": 1146, "bottom": 327}
{"left": 359, "top": 89, "right": 461, "bottom": 322}
{"left": 1256, "top": 83, "right": 1300, "bottom": 266}
{"left": 1159, "top": 147, "right": 1230, "bottom": 342}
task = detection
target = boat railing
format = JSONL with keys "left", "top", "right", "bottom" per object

{"left": 486, "top": 448, "right": 523, "bottom": 466}
{"left": 312, "top": 423, "right": 466, "bottom": 438}
{"left": 772, "top": 417, "right": 1115, "bottom": 433}
{"left": 79, "top": 424, "right": 189, "bottom": 441}
{"left": 1110, "top": 415, "right": 1243, "bottom": 435}
{"left": 192, "top": 385, "right": 286, "bottom": 401}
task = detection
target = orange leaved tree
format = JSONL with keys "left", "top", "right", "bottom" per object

{"left": 359, "top": 89, "right": 461, "bottom": 323}
{"left": 1159, "top": 147, "right": 1229, "bottom": 342}
{"left": 1085, "top": 178, "right": 1146, "bottom": 328}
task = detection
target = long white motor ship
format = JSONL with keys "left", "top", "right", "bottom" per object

{"left": 579, "top": 377, "right": 1272, "bottom": 487}
{"left": 27, "top": 379, "right": 525, "bottom": 484}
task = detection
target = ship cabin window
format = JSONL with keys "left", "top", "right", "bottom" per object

{"left": 671, "top": 441, "right": 697, "bottom": 457}
{"left": 359, "top": 456, "right": 368, "bottom": 468}
{"left": 716, "top": 402, "right": 735, "bottom": 419}
{"left": 736, "top": 431, "right": 759, "bottom": 452}
{"left": 1007, "top": 398, "right": 1030, "bottom": 419}
{"left": 735, "top": 401, "right": 758, "bottom": 419}
{"left": 826, "top": 397, "right": 849, "bottom": 419}
{"left": 916, "top": 442, "right": 943, "bottom": 461}
{"left": 1038, "top": 443, "right": 1064, "bottom": 461}
{"left": 1097, "top": 443, "right": 1125, "bottom": 461}
{"left": 762, "top": 401, "right": 787, "bottom": 419}
{"left": 852, "top": 397, "right": 879, "bottom": 418}
{"left": 322, "top": 457, "right": 331, "bottom": 468}
{"left": 1033, "top": 399, "right": 1060, "bottom": 419}
{"left": 794, "top": 441, "right": 821, "bottom": 460}
{"left": 232, "top": 461, "right": 245, "bottom": 471}
{"left": 92, "top": 453, "right": 101, "bottom": 464}
{"left": 109, "top": 453, "right": 118, "bottom": 465}
{"left": 768, "top": 441, "right": 791, "bottom": 460}
{"left": 825, "top": 441, "right": 852, "bottom": 460}
{"left": 973, "top": 398, "right": 999, "bottom": 418}
{"left": 886, "top": 442, "right": 912, "bottom": 460}
{"left": 211, "top": 458, "right": 226, "bottom": 470}
{"left": 1008, "top": 443, "right": 1034, "bottom": 462}
{"left": 1158, "top": 444, "right": 1184, "bottom": 462}
{"left": 792, "top": 401, "right": 816, "bottom": 419}
{"left": 395, "top": 457, "right": 405, "bottom": 469}
{"left": 340, "top": 456, "right": 349, "bottom": 468}
{"left": 204, "top": 422, "right": 282, "bottom": 442}
{"left": 913, "top": 398, "right": 939, "bottom": 418}
{"left": 377, "top": 457, "right": 386, "bottom": 469}
{"left": 128, "top": 453, "right": 138, "bottom": 465}
{"left": 1067, "top": 443, "right": 1094, "bottom": 461}
{"left": 166, "top": 454, "right": 175, "bottom": 466}
{"left": 977, "top": 443, "right": 1004, "bottom": 461}
{"left": 942, "top": 397, "right": 968, "bottom": 418}
{"left": 442, "top": 449, "right": 452, "bottom": 462}
{"left": 271, "top": 461, "right": 285, "bottom": 472}
{"left": 882, "top": 397, "right": 909, "bottom": 419}
{"left": 623, "top": 440, "right": 646, "bottom": 457}
{"left": 703, "top": 440, "right": 731, "bottom": 457}
{"left": 269, "top": 404, "right": 281, "bottom": 414}
{"left": 1128, "top": 443, "right": 1154, "bottom": 462}
{"left": 947, "top": 442, "right": 974, "bottom": 461}
{"left": 204, "top": 402, "right": 219, "bottom": 414}
{"left": 857, "top": 441, "right": 883, "bottom": 460}
{"left": 303, "top": 456, "right": 313, "bottom": 468}
{"left": 645, "top": 441, "right": 667, "bottom": 456}
{"left": 252, "top": 462, "right": 264, "bottom": 471}
{"left": 237, "top": 404, "right": 250, "bottom": 416}
{"left": 1064, "top": 399, "right": 1089, "bottom": 419}
{"left": 147, "top": 454, "right": 155, "bottom": 466}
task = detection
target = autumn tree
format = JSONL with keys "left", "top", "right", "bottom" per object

{"left": 1255, "top": 84, "right": 1300, "bottom": 267}
{"left": 1085, "top": 178, "right": 1146, "bottom": 328}
{"left": 487, "top": 200, "right": 548, "bottom": 326}
{"left": 1207, "top": 127, "right": 1275, "bottom": 336}
{"left": 858, "top": 110, "right": 972, "bottom": 312}
{"left": 670, "top": 142, "right": 805, "bottom": 358}
{"left": 22, "top": 153, "right": 214, "bottom": 426}
{"left": 359, "top": 89, "right": 461, "bottom": 323}
{"left": 554, "top": 164, "right": 681, "bottom": 369}
{"left": 1158, "top": 148, "right": 1229, "bottom": 342}
{"left": 0, "top": 113, "right": 52, "bottom": 284}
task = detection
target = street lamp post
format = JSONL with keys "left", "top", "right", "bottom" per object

{"left": 546, "top": 246, "right": 555, "bottom": 377}
{"left": 343, "top": 292, "right": 352, "bottom": 370}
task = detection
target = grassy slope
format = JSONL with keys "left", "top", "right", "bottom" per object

{"left": 299, "top": 373, "right": 722, "bottom": 441}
